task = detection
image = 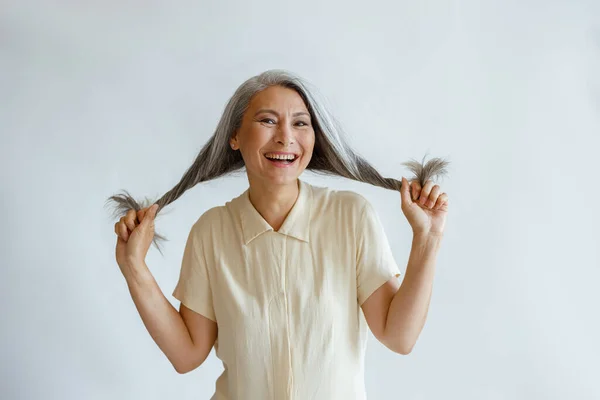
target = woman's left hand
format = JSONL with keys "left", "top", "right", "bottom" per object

{"left": 400, "top": 176, "right": 449, "bottom": 236}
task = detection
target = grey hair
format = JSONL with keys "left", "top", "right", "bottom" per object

{"left": 105, "top": 69, "right": 449, "bottom": 255}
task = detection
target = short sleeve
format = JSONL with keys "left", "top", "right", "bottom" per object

{"left": 356, "top": 199, "right": 401, "bottom": 305}
{"left": 172, "top": 225, "right": 216, "bottom": 322}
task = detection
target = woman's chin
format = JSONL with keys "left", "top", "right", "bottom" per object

{"left": 247, "top": 165, "right": 306, "bottom": 187}
{"left": 268, "top": 175, "right": 300, "bottom": 185}
{"left": 263, "top": 171, "right": 303, "bottom": 186}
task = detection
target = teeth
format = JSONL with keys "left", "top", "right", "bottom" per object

{"left": 265, "top": 153, "right": 296, "bottom": 160}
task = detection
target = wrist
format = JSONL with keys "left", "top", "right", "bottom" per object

{"left": 412, "top": 231, "right": 444, "bottom": 251}
{"left": 122, "top": 261, "right": 154, "bottom": 287}
{"left": 412, "top": 229, "right": 444, "bottom": 239}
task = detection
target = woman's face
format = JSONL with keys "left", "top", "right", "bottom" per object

{"left": 231, "top": 85, "right": 315, "bottom": 187}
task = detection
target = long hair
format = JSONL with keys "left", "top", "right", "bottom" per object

{"left": 105, "top": 69, "right": 449, "bottom": 255}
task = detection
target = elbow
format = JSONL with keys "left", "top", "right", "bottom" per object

{"left": 173, "top": 363, "right": 191, "bottom": 374}
{"left": 172, "top": 348, "right": 212, "bottom": 374}
{"left": 388, "top": 343, "right": 413, "bottom": 355}
{"left": 384, "top": 337, "right": 415, "bottom": 355}
{"left": 173, "top": 359, "right": 200, "bottom": 375}
{"left": 397, "top": 344, "right": 414, "bottom": 355}
{"left": 173, "top": 355, "right": 207, "bottom": 374}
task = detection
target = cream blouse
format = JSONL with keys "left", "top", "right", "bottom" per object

{"left": 172, "top": 178, "right": 401, "bottom": 400}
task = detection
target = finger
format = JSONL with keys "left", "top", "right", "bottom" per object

{"left": 432, "top": 193, "right": 446, "bottom": 209}
{"left": 124, "top": 209, "right": 138, "bottom": 231}
{"left": 418, "top": 180, "right": 435, "bottom": 205}
{"left": 118, "top": 221, "right": 129, "bottom": 241}
{"left": 137, "top": 208, "right": 146, "bottom": 223}
{"left": 425, "top": 185, "right": 441, "bottom": 208}
{"left": 118, "top": 216, "right": 128, "bottom": 235}
{"left": 434, "top": 193, "right": 449, "bottom": 210}
{"left": 120, "top": 216, "right": 132, "bottom": 238}
{"left": 122, "top": 211, "right": 133, "bottom": 232}
{"left": 400, "top": 177, "right": 412, "bottom": 206}
{"left": 411, "top": 180, "right": 421, "bottom": 201}
{"left": 437, "top": 200, "right": 449, "bottom": 211}
{"left": 140, "top": 204, "right": 159, "bottom": 228}
{"left": 115, "top": 220, "right": 128, "bottom": 241}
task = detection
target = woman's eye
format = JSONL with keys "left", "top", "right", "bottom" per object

{"left": 296, "top": 121, "right": 309, "bottom": 127}
{"left": 261, "top": 118, "right": 276, "bottom": 124}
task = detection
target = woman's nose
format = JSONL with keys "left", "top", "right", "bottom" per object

{"left": 278, "top": 137, "right": 294, "bottom": 146}
{"left": 275, "top": 124, "right": 294, "bottom": 145}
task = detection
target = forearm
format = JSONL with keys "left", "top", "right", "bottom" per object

{"left": 123, "top": 263, "right": 196, "bottom": 371}
{"left": 385, "top": 233, "right": 442, "bottom": 353}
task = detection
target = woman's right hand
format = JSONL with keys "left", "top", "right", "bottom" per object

{"left": 114, "top": 204, "right": 159, "bottom": 273}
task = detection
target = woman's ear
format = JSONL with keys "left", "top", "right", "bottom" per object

{"left": 230, "top": 134, "right": 238, "bottom": 150}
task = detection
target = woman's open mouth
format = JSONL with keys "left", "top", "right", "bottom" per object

{"left": 264, "top": 153, "right": 299, "bottom": 168}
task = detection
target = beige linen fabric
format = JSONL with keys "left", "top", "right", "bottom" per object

{"left": 172, "top": 178, "right": 401, "bottom": 400}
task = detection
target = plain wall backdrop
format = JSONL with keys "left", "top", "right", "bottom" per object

{"left": 1, "top": 1, "right": 599, "bottom": 399}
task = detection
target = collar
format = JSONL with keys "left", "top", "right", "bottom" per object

{"left": 233, "top": 179, "right": 312, "bottom": 245}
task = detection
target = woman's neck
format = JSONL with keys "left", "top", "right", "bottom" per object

{"left": 247, "top": 178, "right": 299, "bottom": 231}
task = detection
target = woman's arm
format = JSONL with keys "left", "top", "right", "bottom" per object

{"left": 124, "top": 262, "right": 217, "bottom": 373}
{"left": 362, "top": 232, "right": 442, "bottom": 354}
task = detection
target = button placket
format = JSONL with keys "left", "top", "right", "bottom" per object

{"left": 281, "top": 235, "right": 294, "bottom": 399}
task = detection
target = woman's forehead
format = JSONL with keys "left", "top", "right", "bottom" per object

{"left": 248, "top": 86, "right": 308, "bottom": 113}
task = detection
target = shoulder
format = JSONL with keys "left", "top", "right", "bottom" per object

{"left": 307, "top": 181, "right": 370, "bottom": 219}
{"left": 189, "top": 205, "right": 229, "bottom": 238}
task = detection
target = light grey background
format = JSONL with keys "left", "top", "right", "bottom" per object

{"left": 2, "top": 1, "right": 599, "bottom": 399}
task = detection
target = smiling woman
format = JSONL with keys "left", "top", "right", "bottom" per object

{"left": 105, "top": 69, "right": 450, "bottom": 400}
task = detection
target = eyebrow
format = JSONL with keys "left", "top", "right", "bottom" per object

{"left": 253, "top": 109, "right": 310, "bottom": 118}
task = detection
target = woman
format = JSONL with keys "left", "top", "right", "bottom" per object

{"left": 108, "top": 69, "right": 449, "bottom": 399}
